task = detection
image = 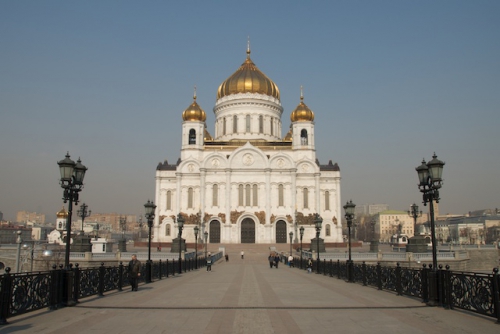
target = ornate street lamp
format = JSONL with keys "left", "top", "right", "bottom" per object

{"left": 344, "top": 199, "right": 356, "bottom": 282}
{"left": 408, "top": 203, "right": 422, "bottom": 236}
{"left": 177, "top": 213, "right": 185, "bottom": 274}
{"left": 137, "top": 216, "right": 143, "bottom": 240}
{"left": 314, "top": 214, "right": 323, "bottom": 274}
{"left": 194, "top": 225, "right": 199, "bottom": 269}
{"left": 144, "top": 200, "right": 156, "bottom": 283}
{"left": 77, "top": 203, "right": 91, "bottom": 232}
{"left": 416, "top": 153, "right": 445, "bottom": 305}
{"left": 204, "top": 231, "right": 208, "bottom": 259}
{"left": 289, "top": 231, "right": 293, "bottom": 256}
{"left": 58, "top": 152, "right": 87, "bottom": 270}
{"left": 299, "top": 226, "right": 304, "bottom": 269}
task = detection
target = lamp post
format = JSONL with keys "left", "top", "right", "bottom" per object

{"left": 58, "top": 152, "right": 87, "bottom": 270}
{"left": 299, "top": 226, "right": 304, "bottom": 269}
{"left": 344, "top": 199, "right": 356, "bottom": 282}
{"left": 144, "top": 200, "right": 156, "bottom": 283}
{"left": 177, "top": 213, "right": 185, "bottom": 274}
{"left": 408, "top": 203, "right": 422, "bottom": 237}
{"left": 289, "top": 231, "right": 293, "bottom": 256}
{"left": 138, "top": 216, "right": 143, "bottom": 240}
{"left": 15, "top": 231, "right": 22, "bottom": 273}
{"left": 77, "top": 203, "right": 91, "bottom": 232}
{"left": 416, "top": 153, "right": 445, "bottom": 305}
{"left": 204, "top": 231, "right": 208, "bottom": 259}
{"left": 194, "top": 225, "right": 199, "bottom": 269}
{"left": 314, "top": 214, "right": 323, "bottom": 274}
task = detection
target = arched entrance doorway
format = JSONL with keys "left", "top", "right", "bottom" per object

{"left": 241, "top": 218, "right": 255, "bottom": 243}
{"left": 209, "top": 220, "right": 221, "bottom": 243}
{"left": 276, "top": 220, "right": 287, "bottom": 243}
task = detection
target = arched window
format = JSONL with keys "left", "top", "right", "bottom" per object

{"left": 325, "top": 191, "right": 330, "bottom": 211}
{"left": 252, "top": 184, "right": 258, "bottom": 206}
{"left": 233, "top": 115, "right": 238, "bottom": 133}
{"left": 303, "top": 188, "right": 309, "bottom": 209}
{"left": 326, "top": 224, "right": 331, "bottom": 236}
{"left": 245, "top": 184, "right": 251, "bottom": 206}
{"left": 166, "top": 190, "right": 172, "bottom": 210}
{"left": 188, "top": 188, "right": 193, "bottom": 209}
{"left": 278, "top": 184, "right": 284, "bottom": 207}
{"left": 165, "top": 224, "right": 171, "bottom": 236}
{"left": 212, "top": 184, "right": 218, "bottom": 207}
{"left": 300, "top": 129, "right": 308, "bottom": 145}
{"left": 246, "top": 115, "right": 251, "bottom": 132}
{"left": 189, "top": 129, "right": 196, "bottom": 145}
{"left": 259, "top": 115, "right": 263, "bottom": 133}
{"left": 238, "top": 184, "right": 244, "bottom": 206}
{"left": 223, "top": 117, "right": 227, "bottom": 135}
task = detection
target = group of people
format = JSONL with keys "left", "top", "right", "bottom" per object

{"left": 268, "top": 252, "right": 281, "bottom": 268}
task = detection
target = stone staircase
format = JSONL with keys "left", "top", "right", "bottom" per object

{"left": 207, "top": 243, "right": 290, "bottom": 263}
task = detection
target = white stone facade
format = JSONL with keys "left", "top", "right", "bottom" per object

{"left": 153, "top": 53, "right": 342, "bottom": 245}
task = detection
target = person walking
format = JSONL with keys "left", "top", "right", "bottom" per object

{"left": 268, "top": 253, "right": 274, "bottom": 268}
{"left": 207, "top": 254, "right": 212, "bottom": 271}
{"left": 307, "top": 258, "right": 313, "bottom": 273}
{"left": 128, "top": 254, "right": 141, "bottom": 291}
{"left": 241, "top": 251, "right": 244, "bottom": 259}
{"left": 274, "top": 254, "right": 280, "bottom": 268}
{"left": 288, "top": 254, "right": 294, "bottom": 268}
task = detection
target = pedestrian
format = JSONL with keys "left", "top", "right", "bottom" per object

{"left": 307, "top": 258, "right": 313, "bottom": 273}
{"left": 128, "top": 254, "right": 141, "bottom": 291}
{"left": 241, "top": 251, "right": 244, "bottom": 259}
{"left": 225, "top": 254, "right": 229, "bottom": 262}
{"left": 207, "top": 254, "right": 212, "bottom": 271}
{"left": 268, "top": 253, "right": 274, "bottom": 268}
{"left": 274, "top": 254, "right": 280, "bottom": 268}
{"left": 288, "top": 254, "right": 294, "bottom": 268}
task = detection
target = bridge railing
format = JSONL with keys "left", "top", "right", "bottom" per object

{"left": 0, "top": 252, "right": 222, "bottom": 324}
{"left": 294, "top": 256, "right": 500, "bottom": 322}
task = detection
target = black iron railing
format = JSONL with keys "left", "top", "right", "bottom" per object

{"left": 0, "top": 253, "right": 221, "bottom": 324}
{"left": 294, "top": 257, "right": 500, "bottom": 322}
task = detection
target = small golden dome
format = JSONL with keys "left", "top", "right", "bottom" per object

{"left": 283, "top": 127, "right": 293, "bottom": 141}
{"left": 56, "top": 206, "right": 68, "bottom": 218}
{"left": 204, "top": 125, "right": 213, "bottom": 141}
{"left": 182, "top": 89, "right": 206, "bottom": 122}
{"left": 290, "top": 88, "right": 314, "bottom": 122}
{"left": 217, "top": 47, "right": 280, "bottom": 100}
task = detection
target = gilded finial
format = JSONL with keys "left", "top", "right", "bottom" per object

{"left": 300, "top": 85, "right": 304, "bottom": 101}
{"left": 247, "top": 36, "right": 251, "bottom": 58}
{"left": 193, "top": 85, "right": 197, "bottom": 101}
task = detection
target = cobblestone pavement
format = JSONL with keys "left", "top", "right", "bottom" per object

{"left": 1, "top": 251, "right": 499, "bottom": 333}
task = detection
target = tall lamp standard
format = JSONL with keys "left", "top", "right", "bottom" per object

{"left": 314, "top": 214, "right": 323, "bottom": 274}
{"left": 204, "top": 231, "right": 208, "bottom": 259}
{"left": 289, "top": 231, "right": 293, "bottom": 256}
{"left": 144, "top": 200, "right": 156, "bottom": 283}
{"left": 194, "top": 226, "right": 199, "bottom": 269}
{"left": 344, "top": 200, "right": 356, "bottom": 282}
{"left": 177, "top": 213, "right": 185, "bottom": 274}
{"left": 299, "top": 226, "right": 304, "bottom": 269}
{"left": 57, "top": 152, "right": 87, "bottom": 270}
{"left": 77, "top": 203, "right": 91, "bottom": 232}
{"left": 408, "top": 203, "right": 422, "bottom": 236}
{"left": 416, "top": 153, "right": 445, "bottom": 305}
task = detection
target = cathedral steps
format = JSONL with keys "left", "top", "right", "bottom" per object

{"left": 206, "top": 243, "right": 292, "bottom": 263}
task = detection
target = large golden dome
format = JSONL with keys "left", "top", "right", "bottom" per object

{"left": 217, "top": 48, "right": 280, "bottom": 100}
{"left": 182, "top": 91, "right": 206, "bottom": 122}
{"left": 290, "top": 89, "right": 314, "bottom": 122}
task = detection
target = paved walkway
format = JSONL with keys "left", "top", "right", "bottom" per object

{"left": 1, "top": 253, "right": 498, "bottom": 333}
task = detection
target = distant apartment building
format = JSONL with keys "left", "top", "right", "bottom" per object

{"left": 374, "top": 210, "right": 414, "bottom": 242}
{"left": 16, "top": 211, "right": 45, "bottom": 224}
{"left": 355, "top": 204, "right": 389, "bottom": 216}
{"left": 86, "top": 213, "right": 137, "bottom": 232}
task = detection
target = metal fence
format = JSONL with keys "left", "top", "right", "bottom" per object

{"left": 294, "top": 257, "right": 500, "bottom": 322}
{"left": 0, "top": 252, "right": 223, "bottom": 324}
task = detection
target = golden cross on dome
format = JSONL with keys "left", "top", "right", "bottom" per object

{"left": 193, "top": 85, "right": 197, "bottom": 100}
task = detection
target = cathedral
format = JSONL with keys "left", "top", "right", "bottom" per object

{"left": 153, "top": 46, "right": 342, "bottom": 245}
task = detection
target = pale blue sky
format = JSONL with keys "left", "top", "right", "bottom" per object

{"left": 1, "top": 1, "right": 499, "bottom": 221}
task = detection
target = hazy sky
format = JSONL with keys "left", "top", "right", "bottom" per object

{"left": 1, "top": 1, "right": 499, "bottom": 222}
